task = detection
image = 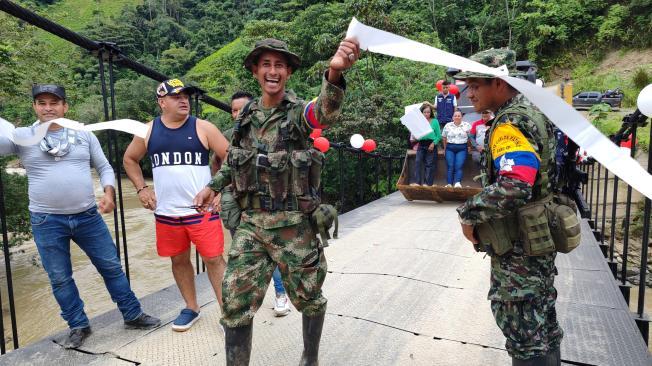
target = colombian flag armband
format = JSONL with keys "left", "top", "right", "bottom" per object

{"left": 489, "top": 123, "right": 540, "bottom": 185}
{"left": 303, "top": 98, "right": 327, "bottom": 130}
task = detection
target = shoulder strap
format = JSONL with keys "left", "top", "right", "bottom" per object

{"left": 232, "top": 99, "right": 255, "bottom": 148}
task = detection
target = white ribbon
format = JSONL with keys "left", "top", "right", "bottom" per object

{"left": 346, "top": 18, "right": 652, "bottom": 200}
{"left": 2, "top": 118, "right": 149, "bottom": 146}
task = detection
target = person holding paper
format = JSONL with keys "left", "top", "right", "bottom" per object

{"left": 411, "top": 102, "right": 441, "bottom": 186}
{"left": 123, "top": 79, "right": 229, "bottom": 332}
{"left": 0, "top": 84, "right": 160, "bottom": 349}
{"left": 194, "top": 37, "right": 358, "bottom": 365}
{"left": 455, "top": 50, "right": 563, "bottom": 365}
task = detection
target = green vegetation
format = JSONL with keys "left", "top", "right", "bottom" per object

{"left": 572, "top": 58, "right": 652, "bottom": 108}
{"left": 2, "top": 0, "right": 652, "bottom": 245}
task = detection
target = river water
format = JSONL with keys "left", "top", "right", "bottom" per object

{"left": 0, "top": 177, "right": 232, "bottom": 349}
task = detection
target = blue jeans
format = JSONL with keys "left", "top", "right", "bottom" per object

{"left": 30, "top": 207, "right": 142, "bottom": 329}
{"left": 445, "top": 143, "right": 467, "bottom": 184}
{"left": 413, "top": 141, "right": 437, "bottom": 185}
{"left": 272, "top": 266, "right": 286, "bottom": 295}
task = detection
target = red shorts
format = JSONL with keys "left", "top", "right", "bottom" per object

{"left": 155, "top": 212, "right": 224, "bottom": 258}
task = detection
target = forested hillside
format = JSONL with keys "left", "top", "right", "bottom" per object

{"left": 1, "top": 0, "right": 652, "bottom": 244}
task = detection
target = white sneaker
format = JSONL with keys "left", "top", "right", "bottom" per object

{"left": 273, "top": 294, "right": 291, "bottom": 317}
{"left": 445, "top": 184, "right": 452, "bottom": 188}
{"left": 454, "top": 182, "right": 462, "bottom": 188}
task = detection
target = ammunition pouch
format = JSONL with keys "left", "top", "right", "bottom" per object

{"left": 291, "top": 150, "right": 312, "bottom": 196}
{"left": 548, "top": 194, "right": 581, "bottom": 253}
{"left": 232, "top": 147, "right": 324, "bottom": 215}
{"left": 474, "top": 217, "right": 518, "bottom": 256}
{"left": 229, "top": 148, "right": 257, "bottom": 193}
{"left": 517, "top": 197, "right": 556, "bottom": 256}
{"left": 220, "top": 186, "right": 242, "bottom": 231}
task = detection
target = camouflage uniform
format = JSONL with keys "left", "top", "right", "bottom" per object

{"left": 456, "top": 49, "right": 563, "bottom": 360}
{"left": 209, "top": 72, "right": 344, "bottom": 329}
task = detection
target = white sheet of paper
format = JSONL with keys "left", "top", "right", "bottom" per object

{"left": 346, "top": 17, "right": 652, "bottom": 200}
{"left": 404, "top": 103, "right": 422, "bottom": 115}
{"left": 401, "top": 107, "right": 433, "bottom": 139}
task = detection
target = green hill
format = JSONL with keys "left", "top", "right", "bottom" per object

{"left": 32, "top": 0, "right": 141, "bottom": 59}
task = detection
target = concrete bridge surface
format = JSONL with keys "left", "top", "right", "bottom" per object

{"left": 0, "top": 192, "right": 650, "bottom": 365}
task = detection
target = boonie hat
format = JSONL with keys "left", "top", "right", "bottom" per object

{"left": 243, "top": 38, "right": 301, "bottom": 72}
{"left": 156, "top": 79, "right": 197, "bottom": 98}
{"left": 454, "top": 48, "right": 516, "bottom": 80}
{"left": 32, "top": 84, "right": 66, "bottom": 100}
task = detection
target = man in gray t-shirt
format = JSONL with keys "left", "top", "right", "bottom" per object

{"left": 0, "top": 84, "right": 160, "bottom": 349}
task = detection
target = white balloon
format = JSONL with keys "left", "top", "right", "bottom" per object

{"left": 350, "top": 133, "right": 364, "bottom": 148}
{"left": 638, "top": 84, "right": 652, "bottom": 117}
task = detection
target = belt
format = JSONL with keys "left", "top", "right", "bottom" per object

{"left": 155, "top": 212, "right": 220, "bottom": 226}
{"left": 243, "top": 194, "right": 299, "bottom": 212}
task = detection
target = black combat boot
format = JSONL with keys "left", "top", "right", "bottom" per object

{"left": 224, "top": 323, "right": 253, "bottom": 366}
{"left": 299, "top": 312, "right": 325, "bottom": 366}
{"left": 512, "top": 354, "right": 547, "bottom": 366}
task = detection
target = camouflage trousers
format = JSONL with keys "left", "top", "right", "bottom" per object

{"left": 220, "top": 217, "right": 327, "bottom": 328}
{"left": 489, "top": 252, "right": 563, "bottom": 360}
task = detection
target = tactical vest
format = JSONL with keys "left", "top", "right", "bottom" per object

{"left": 476, "top": 100, "right": 557, "bottom": 256}
{"left": 228, "top": 100, "right": 324, "bottom": 214}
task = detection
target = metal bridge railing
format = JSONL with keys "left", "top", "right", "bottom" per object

{"left": 578, "top": 117, "right": 652, "bottom": 344}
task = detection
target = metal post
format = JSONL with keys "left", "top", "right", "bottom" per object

{"left": 196, "top": 249, "right": 200, "bottom": 275}
{"left": 97, "top": 51, "right": 122, "bottom": 260}
{"left": 356, "top": 150, "right": 363, "bottom": 207}
{"left": 0, "top": 173, "right": 19, "bottom": 351}
{"left": 375, "top": 154, "right": 381, "bottom": 199}
{"left": 588, "top": 163, "right": 595, "bottom": 228}
{"left": 619, "top": 125, "right": 638, "bottom": 304}
{"left": 635, "top": 124, "right": 652, "bottom": 343}
{"left": 580, "top": 163, "right": 587, "bottom": 200}
{"left": 108, "top": 52, "right": 130, "bottom": 282}
{"left": 608, "top": 174, "right": 620, "bottom": 278}
{"left": 386, "top": 158, "right": 392, "bottom": 194}
{"left": 338, "top": 147, "right": 344, "bottom": 213}
{"left": 601, "top": 167, "right": 609, "bottom": 244}
{"left": 598, "top": 166, "right": 609, "bottom": 257}
{"left": 593, "top": 164, "right": 603, "bottom": 246}
{"left": 194, "top": 94, "right": 206, "bottom": 274}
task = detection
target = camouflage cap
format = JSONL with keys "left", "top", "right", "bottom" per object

{"left": 454, "top": 48, "right": 516, "bottom": 80}
{"left": 243, "top": 38, "right": 301, "bottom": 72}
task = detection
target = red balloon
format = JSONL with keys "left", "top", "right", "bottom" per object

{"left": 449, "top": 84, "right": 460, "bottom": 96}
{"left": 309, "top": 128, "right": 322, "bottom": 139}
{"left": 436, "top": 79, "right": 444, "bottom": 92}
{"left": 313, "top": 137, "right": 330, "bottom": 152}
{"left": 361, "top": 139, "right": 376, "bottom": 153}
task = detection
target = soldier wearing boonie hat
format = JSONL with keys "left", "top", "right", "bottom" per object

{"left": 455, "top": 49, "right": 564, "bottom": 365}
{"left": 195, "top": 36, "right": 360, "bottom": 365}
